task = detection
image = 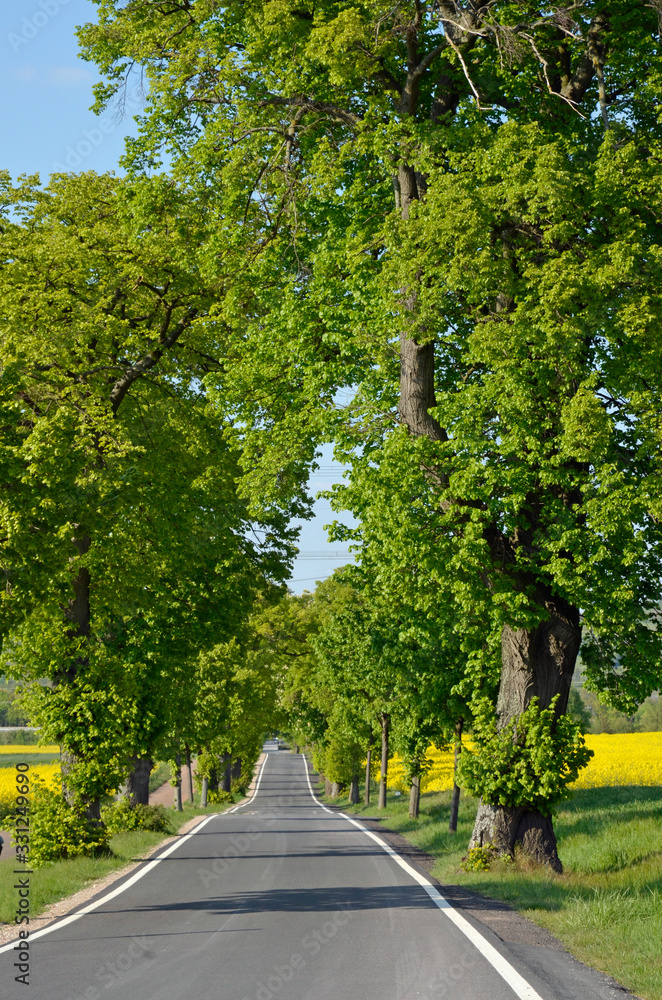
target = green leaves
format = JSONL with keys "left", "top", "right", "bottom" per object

{"left": 458, "top": 697, "right": 594, "bottom": 814}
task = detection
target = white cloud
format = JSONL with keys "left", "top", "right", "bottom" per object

{"left": 10, "top": 65, "right": 37, "bottom": 82}
{"left": 46, "top": 66, "right": 94, "bottom": 87}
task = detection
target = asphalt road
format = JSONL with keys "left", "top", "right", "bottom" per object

{"left": 0, "top": 745, "right": 628, "bottom": 1000}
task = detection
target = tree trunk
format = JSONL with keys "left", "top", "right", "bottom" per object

{"left": 125, "top": 756, "right": 153, "bottom": 807}
{"left": 449, "top": 719, "right": 463, "bottom": 834}
{"left": 468, "top": 607, "right": 581, "bottom": 871}
{"left": 294, "top": 744, "right": 300, "bottom": 754}
{"left": 174, "top": 753, "right": 183, "bottom": 812}
{"left": 222, "top": 755, "right": 232, "bottom": 793}
{"left": 378, "top": 713, "right": 389, "bottom": 810}
{"left": 200, "top": 776, "right": 209, "bottom": 808}
{"left": 232, "top": 758, "right": 242, "bottom": 781}
{"left": 185, "top": 747, "right": 194, "bottom": 804}
{"left": 324, "top": 777, "right": 333, "bottom": 797}
{"left": 59, "top": 537, "right": 92, "bottom": 810}
{"left": 364, "top": 746, "right": 372, "bottom": 805}
{"left": 349, "top": 756, "right": 360, "bottom": 805}
{"left": 330, "top": 782, "right": 340, "bottom": 798}
{"left": 409, "top": 774, "right": 420, "bottom": 819}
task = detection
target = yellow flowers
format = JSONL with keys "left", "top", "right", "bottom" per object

{"left": 0, "top": 762, "right": 61, "bottom": 821}
{"left": 386, "top": 733, "right": 662, "bottom": 794}
{"left": 388, "top": 745, "right": 457, "bottom": 794}
{"left": 571, "top": 733, "right": 662, "bottom": 789}
{"left": 0, "top": 745, "right": 59, "bottom": 754}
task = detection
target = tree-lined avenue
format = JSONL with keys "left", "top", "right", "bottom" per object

{"left": 0, "top": 748, "right": 626, "bottom": 1000}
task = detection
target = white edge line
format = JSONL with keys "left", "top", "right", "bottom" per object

{"left": 0, "top": 812, "right": 218, "bottom": 955}
{"left": 302, "top": 755, "right": 545, "bottom": 1000}
{"left": 228, "top": 753, "right": 269, "bottom": 812}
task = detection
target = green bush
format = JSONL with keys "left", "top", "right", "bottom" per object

{"left": 18, "top": 782, "right": 109, "bottom": 868}
{"left": 101, "top": 800, "right": 170, "bottom": 834}
{"left": 461, "top": 843, "right": 497, "bottom": 872}
{"left": 207, "top": 789, "right": 233, "bottom": 805}
{"left": 458, "top": 696, "right": 593, "bottom": 814}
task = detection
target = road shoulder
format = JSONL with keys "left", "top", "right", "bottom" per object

{"left": 341, "top": 808, "right": 641, "bottom": 1000}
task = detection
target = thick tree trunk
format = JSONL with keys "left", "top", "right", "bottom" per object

{"left": 378, "top": 713, "right": 389, "bottom": 810}
{"left": 364, "top": 746, "right": 372, "bottom": 805}
{"left": 125, "top": 756, "right": 153, "bottom": 807}
{"left": 409, "top": 775, "right": 420, "bottom": 818}
{"left": 330, "top": 781, "right": 340, "bottom": 798}
{"left": 324, "top": 777, "right": 333, "bottom": 797}
{"left": 200, "top": 776, "right": 209, "bottom": 808}
{"left": 232, "top": 758, "right": 242, "bottom": 781}
{"left": 449, "top": 719, "right": 463, "bottom": 834}
{"left": 468, "top": 606, "right": 581, "bottom": 871}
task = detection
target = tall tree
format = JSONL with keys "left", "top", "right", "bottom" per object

{"left": 0, "top": 172, "right": 294, "bottom": 809}
{"left": 79, "top": 3, "right": 662, "bottom": 862}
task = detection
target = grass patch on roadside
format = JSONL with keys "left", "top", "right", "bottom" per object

{"left": 0, "top": 754, "right": 59, "bottom": 768}
{"left": 0, "top": 802, "right": 221, "bottom": 926}
{"left": 321, "top": 779, "right": 662, "bottom": 1000}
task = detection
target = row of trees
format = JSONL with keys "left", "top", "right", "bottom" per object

{"left": 0, "top": 173, "right": 292, "bottom": 815}
{"left": 2, "top": 2, "right": 662, "bottom": 868}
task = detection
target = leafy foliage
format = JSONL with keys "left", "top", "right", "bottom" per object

{"left": 100, "top": 801, "right": 170, "bottom": 835}
{"left": 19, "top": 780, "right": 109, "bottom": 868}
{"left": 459, "top": 698, "right": 594, "bottom": 814}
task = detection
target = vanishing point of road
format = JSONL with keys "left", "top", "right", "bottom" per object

{"left": 0, "top": 745, "right": 628, "bottom": 1000}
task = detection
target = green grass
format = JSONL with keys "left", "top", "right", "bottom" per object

{"left": 0, "top": 802, "right": 220, "bottom": 926}
{"left": 0, "top": 753, "right": 59, "bottom": 767}
{"left": 326, "top": 782, "right": 662, "bottom": 1000}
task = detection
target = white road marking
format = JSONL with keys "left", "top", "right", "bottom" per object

{"left": 229, "top": 753, "right": 269, "bottom": 812}
{"left": 302, "top": 756, "right": 545, "bottom": 1000}
{"left": 0, "top": 813, "right": 218, "bottom": 955}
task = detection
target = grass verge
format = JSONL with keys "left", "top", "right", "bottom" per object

{"left": 324, "top": 782, "right": 662, "bottom": 1000}
{"left": 0, "top": 801, "right": 221, "bottom": 926}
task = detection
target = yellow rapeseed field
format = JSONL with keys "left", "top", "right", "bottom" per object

{"left": 572, "top": 732, "right": 662, "bottom": 788}
{"left": 0, "top": 762, "right": 61, "bottom": 821}
{"left": 386, "top": 732, "right": 662, "bottom": 794}
{"left": 0, "top": 745, "right": 59, "bottom": 754}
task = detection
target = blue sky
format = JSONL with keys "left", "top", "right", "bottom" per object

{"left": 2, "top": 0, "right": 355, "bottom": 593}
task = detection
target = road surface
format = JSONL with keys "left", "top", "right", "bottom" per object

{"left": 0, "top": 744, "right": 628, "bottom": 1000}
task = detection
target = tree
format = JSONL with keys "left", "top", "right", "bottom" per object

{"left": 0, "top": 172, "right": 295, "bottom": 812}
{"left": 78, "top": 3, "right": 662, "bottom": 864}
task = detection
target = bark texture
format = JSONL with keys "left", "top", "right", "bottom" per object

{"left": 470, "top": 802, "right": 562, "bottom": 873}
{"left": 200, "top": 776, "right": 209, "bottom": 808}
{"left": 378, "top": 713, "right": 389, "bottom": 810}
{"left": 364, "top": 746, "right": 372, "bottom": 805}
{"left": 174, "top": 753, "right": 183, "bottom": 811}
{"left": 409, "top": 775, "right": 421, "bottom": 819}
{"left": 449, "top": 719, "right": 463, "bottom": 833}
{"left": 468, "top": 601, "right": 581, "bottom": 869}
{"left": 222, "top": 755, "right": 232, "bottom": 793}
{"left": 125, "top": 756, "right": 153, "bottom": 806}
